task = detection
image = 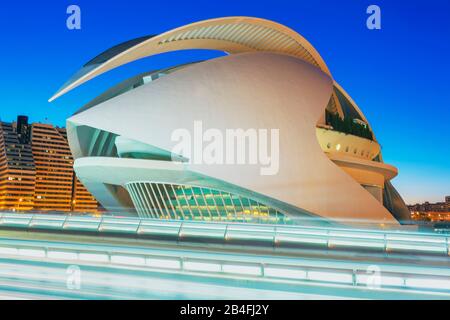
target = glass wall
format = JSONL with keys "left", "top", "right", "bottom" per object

{"left": 126, "top": 182, "right": 290, "bottom": 224}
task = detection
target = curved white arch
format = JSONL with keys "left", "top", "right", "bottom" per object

{"left": 49, "top": 16, "right": 331, "bottom": 102}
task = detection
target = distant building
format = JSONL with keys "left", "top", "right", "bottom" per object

{"left": 408, "top": 198, "right": 449, "bottom": 213}
{"left": 408, "top": 197, "right": 450, "bottom": 222}
{"left": 0, "top": 116, "right": 99, "bottom": 213}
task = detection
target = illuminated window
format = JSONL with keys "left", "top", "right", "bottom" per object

{"left": 126, "top": 182, "right": 290, "bottom": 225}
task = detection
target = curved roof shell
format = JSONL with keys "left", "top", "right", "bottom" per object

{"left": 49, "top": 16, "right": 331, "bottom": 101}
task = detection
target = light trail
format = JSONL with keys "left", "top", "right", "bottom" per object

{"left": 0, "top": 213, "right": 448, "bottom": 299}
{"left": 0, "top": 235, "right": 448, "bottom": 299}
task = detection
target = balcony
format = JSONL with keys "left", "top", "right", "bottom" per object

{"left": 316, "top": 126, "right": 380, "bottom": 161}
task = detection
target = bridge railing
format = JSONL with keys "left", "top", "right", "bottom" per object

{"left": 0, "top": 213, "right": 449, "bottom": 256}
{"left": 0, "top": 232, "right": 449, "bottom": 296}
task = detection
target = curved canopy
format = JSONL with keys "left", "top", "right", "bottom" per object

{"left": 49, "top": 16, "right": 331, "bottom": 101}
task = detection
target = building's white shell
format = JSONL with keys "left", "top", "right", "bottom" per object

{"left": 52, "top": 17, "right": 410, "bottom": 226}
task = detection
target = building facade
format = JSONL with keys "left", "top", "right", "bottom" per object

{"left": 50, "top": 17, "right": 411, "bottom": 227}
{"left": 0, "top": 119, "right": 36, "bottom": 210}
{"left": 409, "top": 197, "right": 450, "bottom": 222}
{"left": 0, "top": 116, "right": 99, "bottom": 213}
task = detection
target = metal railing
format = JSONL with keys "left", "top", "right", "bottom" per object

{"left": 0, "top": 213, "right": 449, "bottom": 256}
{"left": 0, "top": 233, "right": 449, "bottom": 296}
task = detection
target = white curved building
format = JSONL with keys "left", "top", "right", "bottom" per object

{"left": 50, "top": 17, "right": 410, "bottom": 226}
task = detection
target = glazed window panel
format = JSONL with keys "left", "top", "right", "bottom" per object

{"left": 125, "top": 182, "right": 290, "bottom": 225}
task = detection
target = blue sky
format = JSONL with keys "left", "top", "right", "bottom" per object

{"left": 0, "top": 0, "right": 448, "bottom": 203}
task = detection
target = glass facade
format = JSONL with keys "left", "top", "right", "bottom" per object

{"left": 333, "top": 86, "right": 363, "bottom": 121}
{"left": 126, "top": 182, "right": 290, "bottom": 224}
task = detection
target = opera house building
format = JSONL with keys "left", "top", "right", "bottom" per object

{"left": 50, "top": 17, "right": 410, "bottom": 227}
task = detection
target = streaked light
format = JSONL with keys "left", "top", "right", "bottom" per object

{"left": 406, "top": 277, "right": 450, "bottom": 291}
{"left": 277, "top": 228, "right": 328, "bottom": 236}
{"left": 387, "top": 242, "right": 447, "bottom": 253}
{"left": 386, "top": 234, "right": 446, "bottom": 244}
{"left": 18, "top": 248, "right": 45, "bottom": 258}
{"left": 111, "top": 255, "right": 146, "bottom": 266}
{"left": 380, "top": 275, "right": 405, "bottom": 287}
{"left": 222, "top": 264, "right": 261, "bottom": 276}
{"left": 0, "top": 218, "right": 30, "bottom": 226}
{"left": 184, "top": 261, "right": 221, "bottom": 272}
{"left": 63, "top": 223, "right": 100, "bottom": 230}
{"left": 78, "top": 252, "right": 109, "bottom": 263}
{"left": 329, "top": 230, "right": 384, "bottom": 240}
{"left": 265, "top": 267, "right": 307, "bottom": 280}
{"left": 308, "top": 271, "right": 353, "bottom": 284}
{"left": 145, "top": 257, "right": 180, "bottom": 269}
{"left": 0, "top": 247, "right": 18, "bottom": 255}
{"left": 355, "top": 273, "right": 404, "bottom": 288}
{"left": 30, "top": 221, "right": 64, "bottom": 228}
{"left": 47, "top": 250, "right": 78, "bottom": 260}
